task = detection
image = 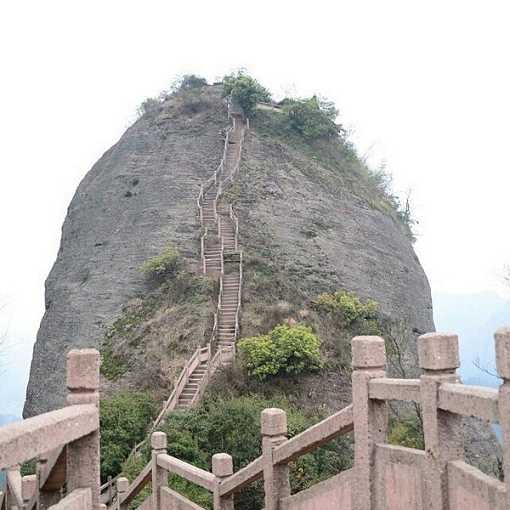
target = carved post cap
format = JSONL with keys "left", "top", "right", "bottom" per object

{"left": 261, "top": 408, "right": 287, "bottom": 436}
{"left": 495, "top": 327, "right": 510, "bottom": 379}
{"left": 66, "top": 349, "right": 100, "bottom": 390}
{"left": 351, "top": 336, "right": 386, "bottom": 369}
{"left": 151, "top": 431, "right": 167, "bottom": 450}
{"left": 212, "top": 453, "right": 233, "bottom": 477}
{"left": 117, "top": 477, "right": 129, "bottom": 493}
{"left": 22, "top": 475, "right": 37, "bottom": 501}
{"left": 418, "top": 333, "right": 459, "bottom": 371}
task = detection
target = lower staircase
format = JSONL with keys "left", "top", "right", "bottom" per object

{"left": 175, "top": 361, "right": 208, "bottom": 409}
{"left": 218, "top": 272, "right": 241, "bottom": 349}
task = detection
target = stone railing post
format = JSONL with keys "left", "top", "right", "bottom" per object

{"left": 22, "top": 475, "right": 37, "bottom": 509}
{"left": 495, "top": 327, "right": 510, "bottom": 508}
{"left": 116, "top": 477, "right": 129, "bottom": 510}
{"left": 418, "top": 333, "right": 463, "bottom": 510}
{"left": 261, "top": 408, "right": 290, "bottom": 510}
{"left": 351, "top": 336, "right": 387, "bottom": 510}
{"left": 212, "top": 453, "right": 234, "bottom": 510}
{"left": 66, "top": 349, "right": 100, "bottom": 509}
{"left": 151, "top": 432, "right": 168, "bottom": 510}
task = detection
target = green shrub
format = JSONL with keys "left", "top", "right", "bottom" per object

{"left": 137, "top": 97, "right": 161, "bottom": 117}
{"left": 388, "top": 414, "right": 424, "bottom": 450}
{"left": 100, "top": 392, "right": 157, "bottom": 479}
{"left": 100, "top": 343, "right": 127, "bottom": 380}
{"left": 312, "top": 291, "right": 378, "bottom": 327}
{"left": 222, "top": 71, "right": 271, "bottom": 116}
{"left": 282, "top": 96, "right": 339, "bottom": 139}
{"left": 172, "top": 74, "right": 208, "bottom": 92}
{"left": 238, "top": 324, "right": 322, "bottom": 380}
{"left": 141, "top": 245, "right": 182, "bottom": 280}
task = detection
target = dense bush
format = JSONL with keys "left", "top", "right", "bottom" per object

{"left": 172, "top": 74, "right": 208, "bottom": 92}
{"left": 139, "top": 396, "right": 353, "bottom": 510}
{"left": 100, "top": 343, "right": 127, "bottom": 380}
{"left": 222, "top": 71, "right": 271, "bottom": 116}
{"left": 312, "top": 291, "right": 378, "bottom": 327}
{"left": 136, "top": 97, "right": 161, "bottom": 118}
{"left": 282, "top": 96, "right": 339, "bottom": 139}
{"left": 100, "top": 392, "right": 156, "bottom": 479}
{"left": 141, "top": 245, "right": 182, "bottom": 280}
{"left": 238, "top": 324, "right": 322, "bottom": 380}
{"left": 388, "top": 414, "right": 424, "bottom": 450}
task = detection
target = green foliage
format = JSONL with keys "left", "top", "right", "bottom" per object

{"left": 312, "top": 291, "right": 378, "bottom": 327}
{"left": 388, "top": 414, "right": 424, "bottom": 450}
{"left": 282, "top": 96, "right": 339, "bottom": 139}
{"left": 238, "top": 324, "right": 322, "bottom": 380}
{"left": 147, "top": 396, "right": 353, "bottom": 510}
{"left": 172, "top": 74, "right": 208, "bottom": 92}
{"left": 100, "top": 392, "right": 157, "bottom": 479}
{"left": 141, "top": 245, "right": 182, "bottom": 280}
{"left": 20, "top": 460, "right": 36, "bottom": 476}
{"left": 100, "top": 343, "right": 127, "bottom": 380}
{"left": 222, "top": 71, "right": 271, "bottom": 116}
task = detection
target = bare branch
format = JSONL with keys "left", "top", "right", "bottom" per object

{"left": 473, "top": 356, "right": 500, "bottom": 379}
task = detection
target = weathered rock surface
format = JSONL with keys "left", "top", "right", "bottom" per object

{"left": 24, "top": 87, "right": 227, "bottom": 416}
{"left": 237, "top": 119, "right": 434, "bottom": 336}
{"left": 24, "top": 86, "right": 434, "bottom": 417}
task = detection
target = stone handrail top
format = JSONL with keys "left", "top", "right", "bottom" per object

{"left": 157, "top": 453, "right": 216, "bottom": 492}
{"left": 0, "top": 404, "right": 98, "bottom": 470}
{"left": 218, "top": 403, "right": 354, "bottom": 498}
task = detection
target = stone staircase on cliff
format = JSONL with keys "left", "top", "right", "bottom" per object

{"left": 176, "top": 112, "right": 245, "bottom": 408}
{"left": 175, "top": 361, "right": 208, "bottom": 409}
{"left": 96, "top": 110, "right": 247, "bottom": 504}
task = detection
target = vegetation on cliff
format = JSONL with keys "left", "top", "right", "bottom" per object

{"left": 238, "top": 324, "right": 322, "bottom": 380}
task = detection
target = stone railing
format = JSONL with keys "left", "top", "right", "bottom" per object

{"left": 0, "top": 349, "right": 100, "bottom": 510}
{"left": 3, "top": 328, "right": 509, "bottom": 510}
{"left": 107, "top": 327, "right": 510, "bottom": 510}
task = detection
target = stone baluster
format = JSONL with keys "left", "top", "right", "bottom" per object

{"left": 22, "top": 476, "right": 36, "bottom": 509}
{"left": 151, "top": 432, "right": 168, "bottom": 510}
{"left": 116, "top": 477, "right": 129, "bottom": 510}
{"left": 261, "top": 408, "right": 290, "bottom": 510}
{"left": 37, "top": 455, "right": 52, "bottom": 510}
{"left": 351, "top": 336, "right": 388, "bottom": 510}
{"left": 495, "top": 327, "right": 510, "bottom": 509}
{"left": 418, "top": 333, "right": 463, "bottom": 510}
{"left": 212, "top": 453, "right": 234, "bottom": 510}
{"left": 66, "top": 349, "right": 100, "bottom": 509}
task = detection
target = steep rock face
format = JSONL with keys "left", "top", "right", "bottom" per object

{"left": 24, "top": 87, "right": 227, "bottom": 416}
{"left": 24, "top": 87, "right": 434, "bottom": 417}
{"left": 237, "top": 114, "right": 434, "bottom": 336}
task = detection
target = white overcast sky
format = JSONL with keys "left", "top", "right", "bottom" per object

{"left": 1, "top": 1, "right": 509, "bottom": 393}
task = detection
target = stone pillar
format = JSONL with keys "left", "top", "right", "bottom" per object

{"left": 495, "top": 327, "right": 510, "bottom": 509}
{"left": 22, "top": 475, "right": 37, "bottom": 508}
{"left": 212, "top": 453, "right": 234, "bottom": 510}
{"left": 116, "top": 477, "right": 129, "bottom": 510}
{"left": 261, "top": 408, "right": 290, "bottom": 510}
{"left": 66, "top": 349, "right": 101, "bottom": 509}
{"left": 418, "top": 333, "right": 463, "bottom": 510}
{"left": 351, "top": 336, "right": 388, "bottom": 510}
{"left": 151, "top": 432, "right": 168, "bottom": 510}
